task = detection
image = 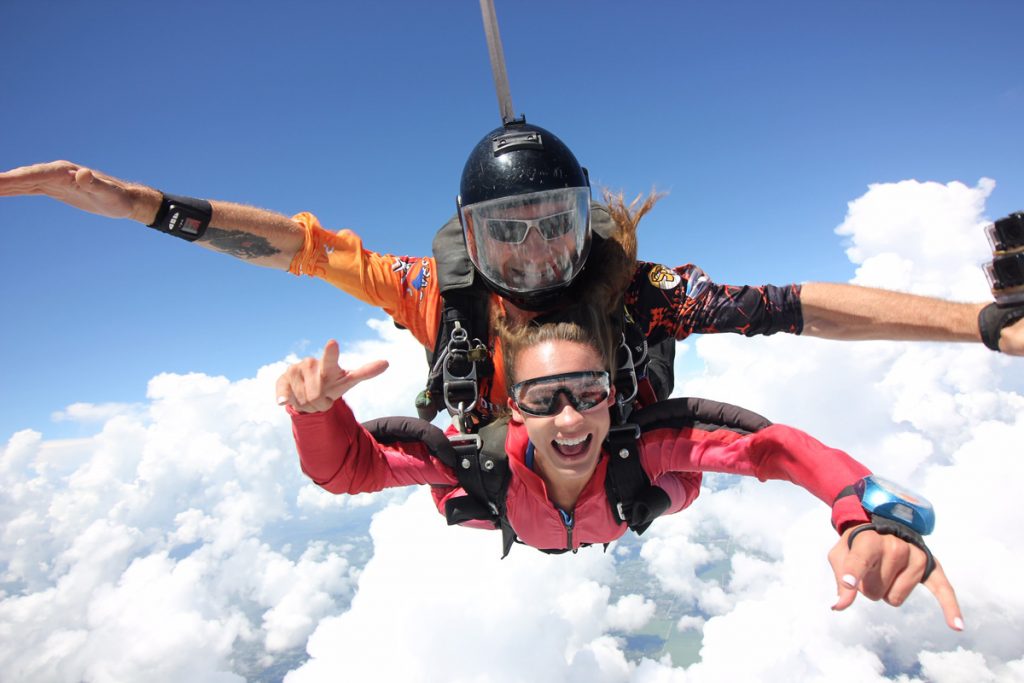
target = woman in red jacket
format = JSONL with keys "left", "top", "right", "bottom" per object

{"left": 276, "top": 305, "right": 963, "bottom": 631}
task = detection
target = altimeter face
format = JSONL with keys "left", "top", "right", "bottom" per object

{"left": 857, "top": 475, "right": 934, "bottom": 535}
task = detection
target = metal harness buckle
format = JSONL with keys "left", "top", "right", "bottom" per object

{"left": 614, "top": 334, "right": 639, "bottom": 419}
{"left": 442, "top": 323, "right": 484, "bottom": 430}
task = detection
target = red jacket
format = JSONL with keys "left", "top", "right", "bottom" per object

{"left": 290, "top": 400, "right": 871, "bottom": 552}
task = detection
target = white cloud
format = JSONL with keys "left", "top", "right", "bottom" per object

{"left": 0, "top": 320, "right": 423, "bottom": 682}
{"left": 836, "top": 178, "right": 994, "bottom": 299}
{"left": 51, "top": 402, "right": 142, "bottom": 423}
{"left": 917, "top": 647, "right": 1022, "bottom": 683}
{"left": 676, "top": 615, "right": 705, "bottom": 632}
{"left": 286, "top": 489, "right": 627, "bottom": 683}
{"left": 2, "top": 179, "right": 1022, "bottom": 681}
{"left": 606, "top": 594, "right": 657, "bottom": 632}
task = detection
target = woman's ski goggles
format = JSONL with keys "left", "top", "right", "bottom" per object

{"left": 511, "top": 370, "right": 611, "bottom": 417}
{"left": 485, "top": 210, "right": 576, "bottom": 244}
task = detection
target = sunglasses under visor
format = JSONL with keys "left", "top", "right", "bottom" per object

{"left": 484, "top": 210, "right": 576, "bottom": 244}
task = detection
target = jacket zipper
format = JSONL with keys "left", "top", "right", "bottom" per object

{"left": 559, "top": 509, "right": 575, "bottom": 551}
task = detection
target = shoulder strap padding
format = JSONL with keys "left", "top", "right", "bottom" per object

{"left": 361, "top": 416, "right": 459, "bottom": 470}
{"left": 632, "top": 396, "right": 773, "bottom": 435}
{"left": 433, "top": 215, "right": 476, "bottom": 292}
{"left": 590, "top": 201, "right": 616, "bottom": 240}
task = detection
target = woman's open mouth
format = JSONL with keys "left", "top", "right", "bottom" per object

{"left": 552, "top": 434, "right": 592, "bottom": 458}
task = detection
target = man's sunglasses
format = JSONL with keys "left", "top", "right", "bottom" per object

{"left": 484, "top": 210, "right": 576, "bottom": 244}
{"left": 511, "top": 371, "right": 611, "bottom": 417}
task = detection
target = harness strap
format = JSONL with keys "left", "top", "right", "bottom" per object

{"left": 603, "top": 423, "right": 643, "bottom": 524}
{"left": 603, "top": 317, "right": 670, "bottom": 534}
{"left": 421, "top": 289, "right": 493, "bottom": 430}
{"left": 443, "top": 421, "right": 515, "bottom": 555}
{"left": 612, "top": 333, "right": 639, "bottom": 423}
{"left": 623, "top": 486, "right": 672, "bottom": 535}
{"left": 641, "top": 337, "right": 676, "bottom": 403}
{"left": 620, "top": 306, "right": 675, "bottom": 409}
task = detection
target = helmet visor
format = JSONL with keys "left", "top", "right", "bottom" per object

{"left": 461, "top": 187, "right": 591, "bottom": 295}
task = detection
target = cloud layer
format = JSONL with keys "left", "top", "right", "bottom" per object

{"left": 2, "top": 179, "right": 1022, "bottom": 682}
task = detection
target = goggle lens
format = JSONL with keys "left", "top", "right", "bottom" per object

{"left": 511, "top": 371, "right": 610, "bottom": 416}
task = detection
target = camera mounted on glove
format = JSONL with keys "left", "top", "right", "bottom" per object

{"left": 979, "top": 212, "right": 1024, "bottom": 351}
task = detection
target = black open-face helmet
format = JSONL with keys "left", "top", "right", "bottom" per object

{"left": 457, "top": 120, "right": 592, "bottom": 310}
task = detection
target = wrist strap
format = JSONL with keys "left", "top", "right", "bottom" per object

{"left": 147, "top": 193, "right": 212, "bottom": 242}
{"left": 978, "top": 302, "right": 1024, "bottom": 351}
{"left": 847, "top": 515, "right": 936, "bottom": 582}
{"left": 832, "top": 484, "right": 857, "bottom": 503}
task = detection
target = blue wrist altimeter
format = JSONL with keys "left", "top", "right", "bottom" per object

{"left": 856, "top": 475, "right": 935, "bottom": 535}
{"left": 844, "top": 475, "right": 937, "bottom": 582}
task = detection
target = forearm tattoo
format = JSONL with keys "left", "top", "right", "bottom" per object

{"left": 200, "top": 227, "right": 282, "bottom": 260}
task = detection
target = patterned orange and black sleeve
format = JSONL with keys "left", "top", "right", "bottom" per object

{"left": 625, "top": 262, "right": 803, "bottom": 343}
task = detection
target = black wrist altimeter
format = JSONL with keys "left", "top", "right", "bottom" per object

{"left": 147, "top": 193, "right": 212, "bottom": 242}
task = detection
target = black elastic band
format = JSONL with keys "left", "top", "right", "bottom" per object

{"left": 978, "top": 302, "right": 1024, "bottom": 351}
{"left": 147, "top": 193, "right": 212, "bottom": 242}
{"left": 847, "top": 515, "right": 936, "bottom": 582}
{"left": 832, "top": 484, "right": 857, "bottom": 505}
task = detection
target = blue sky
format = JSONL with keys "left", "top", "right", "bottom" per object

{"left": 1, "top": 1, "right": 1021, "bottom": 436}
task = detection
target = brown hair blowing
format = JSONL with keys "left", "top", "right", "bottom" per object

{"left": 498, "top": 303, "right": 617, "bottom": 392}
{"left": 572, "top": 189, "right": 664, "bottom": 315}
{"left": 495, "top": 190, "right": 664, "bottom": 392}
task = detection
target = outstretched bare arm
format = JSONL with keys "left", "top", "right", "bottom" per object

{"left": 800, "top": 281, "right": 1023, "bottom": 355}
{"left": 0, "top": 161, "right": 304, "bottom": 270}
